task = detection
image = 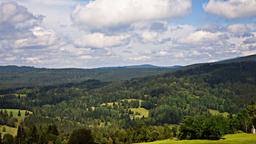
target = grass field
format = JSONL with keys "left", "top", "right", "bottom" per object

{"left": 208, "top": 109, "right": 229, "bottom": 117}
{"left": 129, "top": 108, "right": 149, "bottom": 119}
{"left": 0, "top": 109, "right": 32, "bottom": 123}
{"left": 0, "top": 125, "right": 17, "bottom": 137}
{"left": 0, "top": 109, "right": 32, "bottom": 138}
{"left": 137, "top": 133, "right": 256, "bottom": 144}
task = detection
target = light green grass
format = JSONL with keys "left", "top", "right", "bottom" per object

{"left": 208, "top": 109, "right": 229, "bottom": 117}
{"left": 0, "top": 109, "right": 32, "bottom": 137}
{"left": 0, "top": 125, "right": 17, "bottom": 138}
{"left": 100, "top": 102, "right": 117, "bottom": 107}
{"left": 121, "top": 99, "right": 144, "bottom": 103}
{"left": 137, "top": 133, "right": 256, "bottom": 144}
{"left": 129, "top": 108, "right": 149, "bottom": 119}
{"left": 14, "top": 93, "right": 27, "bottom": 98}
{"left": 101, "top": 99, "right": 144, "bottom": 107}
{"left": 0, "top": 109, "right": 32, "bottom": 123}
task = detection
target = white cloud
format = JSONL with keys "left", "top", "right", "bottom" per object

{"left": 204, "top": 0, "right": 256, "bottom": 19}
{"left": 13, "top": 27, "right": 59, "bottom": 49}
{"left": 74, "top": 32, "right": 130, "bottom": 48}
{"left": 227, "top": 24, "right": 256, "bottom": 33}
{"left": 71, "top": 0, "right": 191, "bottom": 29}
{"left": 21, "top": 57, "right": 43, "bottom": 65}
{"left": 180, "top": 30, "right": 222, "bottom": 44}
{"left": 129, "top": 56, "right": 150, "bottom": 61}
{"left": 141, "top": 31, "right": 158, "bottom": 42}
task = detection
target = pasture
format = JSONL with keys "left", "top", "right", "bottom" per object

{"left": 137, "top": 133, "right": 256, "bottom": 144}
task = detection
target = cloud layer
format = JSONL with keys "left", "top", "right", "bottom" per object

{"left": 71, "top": 0, "right": 191, "bottom": 29}
{"left": 204, "top": 0, "right": 256, "bottom": 19}
{"left": 0, "top": 0, "right": 256, "bottom": 68}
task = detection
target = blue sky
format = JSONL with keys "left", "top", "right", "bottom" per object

{"left": 0, "top": 0, "right": 256, "bottom": 68}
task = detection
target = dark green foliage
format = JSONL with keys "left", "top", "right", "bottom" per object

{"left": 0, "top": 66, "right": 175, "bottom": 90}
{"left": 0, "top": 133, "right": 2, "bottom": 144}
{"left": 16, "top": 125, "right": 26, "bottom": 144}
{"left": 27, "top": 125, "right": 39, "bottom": 143}
{"left": 68, "top": 128, "right": 96, "bottom": 144}
{"left": 17, "top": 111, "right": 21, "bottom": 117}
{"left": 3, "top": 134, "right": 14, "bottom": 144}
{"left": 47, "top": 125, "right": 59, "bottom": 136}
{"left": 2, "top": 54, "right": 256, "bottom": 143}
{"left": 236, "top": 104, "right": 256, "bottom": 132}
{"left": 149, "top": 105, "right": 182, "bottom": 125}
{"left": 179, "top": 115, "right": 228, "bottom": 140}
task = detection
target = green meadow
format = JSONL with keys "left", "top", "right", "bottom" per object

{"left": 137, "top": 133, "right": 256, "bottom": 144}
{"left": 0, "top": 109, "right": 32, "bottom": 137}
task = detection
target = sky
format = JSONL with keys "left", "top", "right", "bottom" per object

{"left": 0, "top": 0, "right": 256, "bottom": 68}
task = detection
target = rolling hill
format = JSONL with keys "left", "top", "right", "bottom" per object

{"left": 0, "top": 65, "right": 178, "bottom": 91}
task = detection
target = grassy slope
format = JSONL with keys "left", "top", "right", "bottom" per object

{"left": 208, "top": 109, "right": 229, "bottom": 117}
{"left": 101, "top": 99, "right": 149, "bottom": 119}
{"left": 137, "top": 133, "right": 256, "bottom": 144}
{"left": 129, "top": 108, "right": 149, "bottom": 119}
{"left": 0, "top": 109, "right": 32, "bottom": 137}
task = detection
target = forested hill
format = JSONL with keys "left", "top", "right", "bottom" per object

{"left": 0, "top": 65, "right": 177, "bottom": 91}
{"left": 165, "top": 54, "right": 256, "bottom": 84}
{"left": 2, "top": 55, "right": 256, "bottom": 143}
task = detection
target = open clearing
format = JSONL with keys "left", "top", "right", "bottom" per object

{"left": 129, "top": 108, "right": 149, "bottom": 119}
{"left": 0, "top": 109, "right": 32, "bottom": 137}
{"left": 208, "top": 109, "right": 229, "bottom": 117}
{"left": 137, "top": 133, "right": 256, "bottom": 144}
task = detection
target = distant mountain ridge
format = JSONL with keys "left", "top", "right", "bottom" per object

{"left": 216, "top": 54, "right": 256, "bottom": 64}
{"left": 0, "top": 54, "right": 256, "bottom": 91}
{"left": 0, "top": 64, "right": 177, "bottom": 91}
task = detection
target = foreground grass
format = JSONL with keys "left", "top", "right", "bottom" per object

{"left": 137, "top": 133, "right": 256, "bottom": 144}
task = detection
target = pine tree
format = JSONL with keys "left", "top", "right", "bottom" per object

{"left": 0, "top": 133, "right": 2, "bottom": 144}
{"left": 15, "top": 125, "right": 25, "bottom": 144}
{"left": 28, "top": 125, "right": 39, "bottom": 143}
{"left": 17, "top": 111, "right": 21, "bottom": 117}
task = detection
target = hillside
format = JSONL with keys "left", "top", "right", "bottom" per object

{"left": 0, "top": 65, "right": 177, "bottom": 91}
{"left": 1, "top": 54, "right": 256, "bottom": 143}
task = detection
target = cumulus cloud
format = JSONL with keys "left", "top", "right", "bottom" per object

{"left": 204, "top": 0, "right": 256, "bottom": 19}
{"left": 0, "top": 1, "right": 42, "bottom": 29}
{"left": 227, "top": 24, "right": 256, "bottom": 33}
{"left": 180, "top": 30, "right": 222, "bottom": 44}
{"left": 0, "top": 2, "right": 59, "bottom": 50}
{"left": 71, "top": 0, "right": 191, "bottom": 29}
{"left": 74, "top": 33, "right": 130, "bottom": 48}
{"left": 13, "top": 27, "right": 59, "bottom": 49}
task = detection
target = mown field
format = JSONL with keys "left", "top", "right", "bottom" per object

{"left": 137, "top": 133, "right": 256, "bottom": 144}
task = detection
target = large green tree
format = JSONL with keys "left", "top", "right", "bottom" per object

{"left": 68, "top": 128, "right": 96, "bottom": 144}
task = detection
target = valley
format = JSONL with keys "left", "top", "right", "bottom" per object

{"left": 0, "top": 55, "right": 256, "bottom": 143}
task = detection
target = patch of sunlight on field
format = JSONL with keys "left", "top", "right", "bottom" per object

{"left": 1, "top": 109, "right": 32, "bottom": 123}
{"left": 129, "top": 108, "right": 149, "bottom": 119}
{"left": 208, "top": 109, "right": 229, "bottom": 117}
{"left": 137, "top": 133, "right": 256, "bottom": 144}
{"left": 0, "top": 109, "right": 32, "bottom": 137}
{"left": 0, "top": 125, "right": 17, "bottom": 138}
{"left": 121, "top": 99, "right": 144, "bottom": 102}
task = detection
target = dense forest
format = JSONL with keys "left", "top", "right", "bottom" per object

{"left": 0, "top": 65, "right": 176, "bottom": 91}
{"left": 0, "top": 55, "right": 256, "bottom": 143}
